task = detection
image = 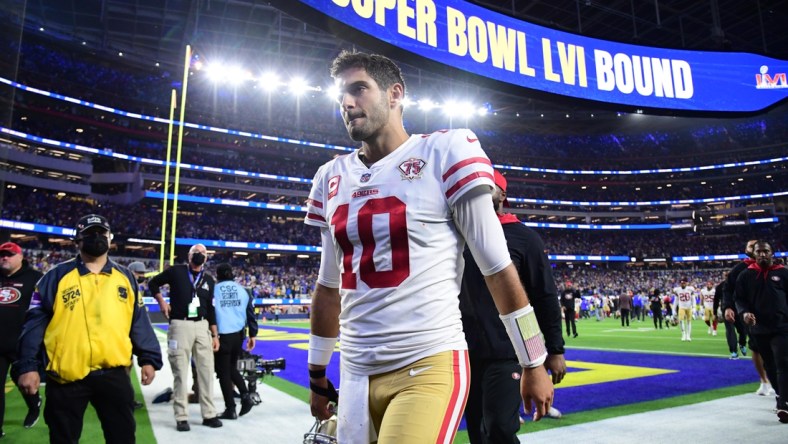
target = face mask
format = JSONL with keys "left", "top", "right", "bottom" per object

{"left": 137, "top": 276, "right": 147, "bottom": 284}
{"left": 191, "top": 252, "right": 206, "bottom": 266}
{"left": 80, "top": 235, "right": 109, "bottom": 257}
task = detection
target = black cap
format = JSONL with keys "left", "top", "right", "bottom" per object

{"left": 75, "top": 214, "right": 111, "bottom": 236}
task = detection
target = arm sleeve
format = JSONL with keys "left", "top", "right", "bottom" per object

{"left": 130, "top": 299, "right": 164, "bottom": 370}
{"left": 206, "top": 277, "right": 217, "bottom": 326}
{"left": 452, "top": 186, "right": 511, "bottom": 276}
{"left": 723, "top": 264, "right": 740, "bottom": 311}
{"left": 16, "top": 272, "right": 55, "bottom": 374}
{"left": 317, "top": 228, "right": 341, "bottom": 288}
{"left": 305, "top": 163, "right": 329, "bottom": 229}
{"left": 147, "top": 266, "right": 172, "bottom": 296}
{"left": 734, "top": 272, "right": 751, "bottom": 315}
{"left": 245, "top": 288, "right": 258, "bottom": 338}
{"left": 515, "top": 229, "right": 565, "bottom": 355}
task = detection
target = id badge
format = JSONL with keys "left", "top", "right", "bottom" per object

{"left": 188, "top": 298, "right": 200, "bottom": 317}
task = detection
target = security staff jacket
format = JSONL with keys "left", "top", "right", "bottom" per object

{"left": 16, "top": 256, "right": 162, "bottom": 383}
{"left": 0, "top": 260, "right": 43, "bottom": 354}
{"left": 214, "top": 279, "right": 258, "bottom": 336}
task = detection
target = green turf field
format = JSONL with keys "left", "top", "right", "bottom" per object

{"left": 270, "top": 317, "right": 758, "bottom": 442}
{"left": 3, "top": 366, "right": 155, "bottom": 443}
{"left": 2, "top": 317, "right": 753, "bottom": 443}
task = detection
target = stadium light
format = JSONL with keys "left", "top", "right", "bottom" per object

{"left": 259, "top": 72, "right": 281, "bottom": 92}
{"left": 418, "top": 99, "right": 437, "bottom": 111}
{"left": 289, "top": 77, "right": 310, "bottom": 96}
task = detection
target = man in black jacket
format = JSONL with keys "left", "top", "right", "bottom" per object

{"left": 149, "top": 244, "right": 222, "bottom": 432}
{"left": 714, "top": 279, "right": 747, "bottom": 359}
{"left": 460, "top": 170, "right": 566, "bottom": 444}
{"left": 560, "top": 282, "right": 580, "bottom": 338}
{"left": 734, "top": 240, "right": 788, "bottom": 423}
{"left": 725, "top": 239, "right": 773, "bottom": 395}
{"left": 0, "top": 242, "right": 42, "bottom": 437}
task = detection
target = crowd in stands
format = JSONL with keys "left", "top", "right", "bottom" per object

{"left": 4, "top": 31, "right": 788, "bottom": 172}
{"left": 0, "top": 187, "right": 322, "bottom": 246}
{"left": 2, "top": 29, "right": 787, "bottom": 303}
{"left": 8, "top": 99, "right": 786, "bottom": 205}
{"left": 4, "top": 187, "right": 785, "bottom": 258}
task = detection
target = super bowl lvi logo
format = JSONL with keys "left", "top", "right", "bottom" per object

{"left": 398, "top": 158, "right": 426, "bottom": 181}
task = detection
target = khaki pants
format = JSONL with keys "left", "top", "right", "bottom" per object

{"left": 369, "top": 350, "right": 470, "bottom": 444}
{"left": 168, "top": 319, "right": 216, "bottom": 421}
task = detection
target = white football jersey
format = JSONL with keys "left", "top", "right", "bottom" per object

{"left": 701, "top": 287, "right": 715, "bottom": 308}
{"left": 673, "top": 286, "right": 696, "bottom": 309}
{"left": 305, "top": 129, "right": 495, "bottom": 375}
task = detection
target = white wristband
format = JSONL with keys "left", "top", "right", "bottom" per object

{"left": 308, "top": 334, "right": 338, "bottom": 366}
{"left": 500, "top": 304, "right": 548, "bottom": 368}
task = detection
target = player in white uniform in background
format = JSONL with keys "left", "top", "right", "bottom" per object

{"left": 673, "top": 279, "right": 697, "bottom": 341}
{"left": 304, "top": 51, "right": 554, "bottom": 444}
{"left": 700, "top": 281, "right": 717, "bottom": 336}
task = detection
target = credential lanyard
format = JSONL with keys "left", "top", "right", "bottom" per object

{"left": 188, "top": 269, "right": 204, "bottom": 300}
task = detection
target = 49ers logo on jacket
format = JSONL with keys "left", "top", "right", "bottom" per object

{"left": 61, "top": 285, "right": 81, "bottom": 311}
{"left": 398, "top": 158, "right": 426, "bottom": 181}
{"left": 0, "top": 287, "right": 21, "bottom": 304}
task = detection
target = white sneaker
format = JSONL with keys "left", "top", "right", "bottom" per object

{"left": 681, "top": 333, "right": 687, "bottom": 341}
{"left": 687, "top": 336, "right": 691, "bottom": 342}
{"left": 708, "top": 327, "right": 712, "bottom": 334}
{"left": 755, "top": 383, "right": 770, "bottom": 396}
{"left": 712, "top": 330, "right": 717, "bottom": 336}
{"left": 546, "top": 406, "right": 562, "bottom": 419}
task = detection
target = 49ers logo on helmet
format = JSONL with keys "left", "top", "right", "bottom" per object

{"left": 0, "top": 287, "right": 22, "bottom": 304}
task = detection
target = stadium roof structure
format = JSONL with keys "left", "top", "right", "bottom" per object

{"left": 4, "top": 0, "right": 788, "bottom": 131}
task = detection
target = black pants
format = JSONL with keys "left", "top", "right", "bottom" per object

{"left": 0, "top": 352, "right": 41, "bottom": 429}
{"left": 564, "top": 312, "right": 577, "bottom": 336}
{"left": 216, "top": 331, "right": 248, "bottom": 410}
{"left": 621, "top": 309, "right": 630, "bottom": 326}
{"left": 651, "top": 305, "right": 663, "bottom": 328}
{"left": 465, "top": 358, "right": 521, "bottom": 444}
{"left": 724, "top": 318, "right": 747, "bottom": 353}
{"left": 752, "top": 333, "right": 788, "bottom": 410}
{"left": 44, "top": 367, "right": 135, "bottom": 444}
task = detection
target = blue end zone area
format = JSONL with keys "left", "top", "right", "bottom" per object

{"left": 154, "top": 324, "right": 756, "bottom": 415}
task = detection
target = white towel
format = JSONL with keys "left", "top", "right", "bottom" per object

{"left": 337, "top": 364, "right": 376, "bottom": 444}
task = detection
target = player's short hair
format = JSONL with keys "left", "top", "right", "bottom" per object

{"left": 331, "top": 50, "right": 406, "bottom": 97}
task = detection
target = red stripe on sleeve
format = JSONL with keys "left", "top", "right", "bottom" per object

{"left": 306, "top": 213, "right": 325, "bottom": 222}
{"left": 445, "top": 171, "right": 494, "bottom": 200}
{"left": 306, "top": 198, "right": 323, "bottom": 209}
{"left": 442, "top": 157, "right": 491, "bottom": 182}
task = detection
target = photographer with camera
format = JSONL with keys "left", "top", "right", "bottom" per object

{"left": 214, "top": 263, "right": 258, "bottom": 419}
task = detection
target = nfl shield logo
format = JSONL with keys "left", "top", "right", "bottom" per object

{"left": 360, "top": 173, "right": 371, "bottom": 183}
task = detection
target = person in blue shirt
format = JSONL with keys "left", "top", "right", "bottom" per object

{"left": 213, "top": 263, "right": 258, "bottom": 419}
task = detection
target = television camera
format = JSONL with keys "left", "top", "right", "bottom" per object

{"left": 237, "top": 351, "right": 286, "bottom": 405}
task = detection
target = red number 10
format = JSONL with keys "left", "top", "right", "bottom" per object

{"left": 330, "top": 197, "right": 410, "bottom": 289}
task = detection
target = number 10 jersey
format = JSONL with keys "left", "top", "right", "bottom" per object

{"left": 305, "top": 129, "right": 495, "bottom": 375}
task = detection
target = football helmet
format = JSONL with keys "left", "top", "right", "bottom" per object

{"left": 303, "top": 415, "right": 337, "bottom": 444}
